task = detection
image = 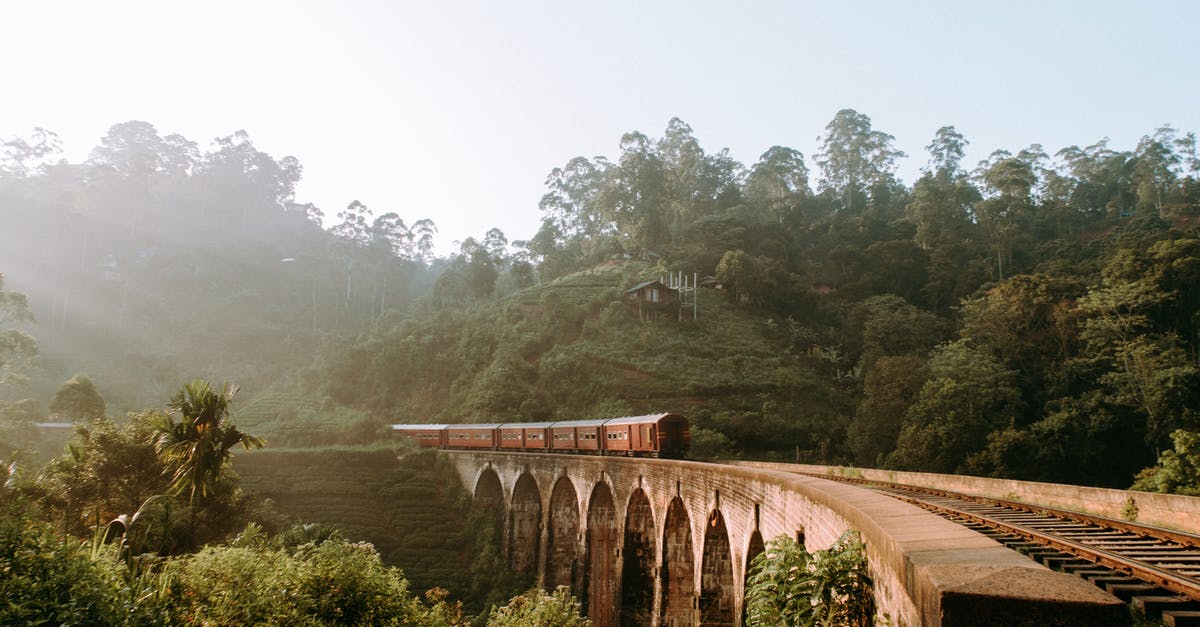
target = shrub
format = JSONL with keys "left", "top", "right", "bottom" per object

{"left": 486, "top": 587, "right": 590, "bottom": 627}
{"left": 0, "top": 502, "right": 124, "bottom": 626}
{"left": 745, "top": 531, "right": 874, "bottom": 627}
{"left": 164, "top": 538, "right": 428, "bottom": 626}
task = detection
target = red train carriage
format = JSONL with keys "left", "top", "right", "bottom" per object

{"left": 498, "top": 421, "right": 552, "bottom": 451}
{"left": 549, "top": 418, "right": 606, "bottom": 453}
{"left": 602, "top": 413, "right": 690, "bottom": 457}
{"left": 392, "top": 413, "right": 690, "bottom": 458}
{"left": 392, "top": 424, "right": 448, "bottom": 448}
{"left": 444, "top": 423, "right": 501, "bottom": 449}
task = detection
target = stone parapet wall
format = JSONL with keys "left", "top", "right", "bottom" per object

{"left": 733, "top": 461, "right": 1200, "bottom": 535}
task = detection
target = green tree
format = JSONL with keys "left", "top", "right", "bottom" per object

{"left": 975, "top": 154, "right": 1037, "bottom": 280}
{"left": 0, "top": 273, "right": 36, "bottom": 387}
{"left": 49, "top": 374, "right": 107, "bottom": 422}
{"left": 745, "top": 146, "right": 811, "bottom": 225}
{"left": 744, "top": 531, "right": 873, "bottom": 627}
{"left": 149, "top": 380, "right": 264, "bottom": 506}
{"left": 715, "top": 249, "right": 761, "bottom": 303}
{"left": 889, "top": 340, "right": 1023, "bottom": 473}
{"left": 924, "top": 125, "right": 969, "bottom": 181}
{"left": 1131, "top": 429, "right": 1200, "bottom": 496}
{"left": 815, "top": 109, "right": 906, "bottom": 213}
{"left": 37, "top": 413, "right": 170, "bottom": 535}
{"left": 487, "top": 586, "right": 590, "bottom": 627}
{"left": 0, "top": 503, "right": 124, "bottom": 626}
{"left": 599, "top": 131, "right": 670, "bottom": 252}
{"left": 1131, "top": 125, "right": 1182, "bottom": 212}
{"left": 849, "top": 356, "right": 929, "bottom": 466}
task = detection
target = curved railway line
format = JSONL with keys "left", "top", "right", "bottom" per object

{"left": 800, "top": 471, "right": 1200, "bottom": 625}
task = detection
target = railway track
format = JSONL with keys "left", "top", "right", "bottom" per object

{"left": 802, "top": 472, "right": 1200, "bottom": 626}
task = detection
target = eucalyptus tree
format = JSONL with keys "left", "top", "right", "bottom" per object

{"left": 599, "top": 131, "right": 670, "bottom": 253}
{"left": 975, "top": 152, "right": 1038, "bottom": 280}
{"left": 923, "top": 125, "right": 969, "bottom": 182}
{"left": 815, "top": 109, "right": 906, "bottom": 213}
{"left": 744, "top": 146, "right": 811, "bottom": 225}
{"left": 1132, "top": 125, "right": 1183, "bottom": 212}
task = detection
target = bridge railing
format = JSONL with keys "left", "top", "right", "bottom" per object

{"left": 733, "top": 461, "right": 1200, "bottom": 535}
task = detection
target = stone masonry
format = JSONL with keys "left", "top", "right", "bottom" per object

{"left": 445, "top": 451, "right": 1127, "bottom": 627}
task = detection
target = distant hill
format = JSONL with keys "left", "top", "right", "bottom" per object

{"left": 297, "top": 260, "right": 850, "bottom": 460}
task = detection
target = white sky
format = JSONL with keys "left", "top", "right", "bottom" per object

{"left": 3, "top": 1, "right": 1198, "bottom": 254}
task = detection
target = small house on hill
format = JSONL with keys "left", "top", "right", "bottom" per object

{"left": 623, "top": 280, "right": 677, "bottom": 321}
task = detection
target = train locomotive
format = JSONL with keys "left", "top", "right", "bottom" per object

{"left": 392, "top": 412, "right": 690, "bottom": 458}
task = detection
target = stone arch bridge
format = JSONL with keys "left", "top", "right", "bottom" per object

{"left": 446, "top": 451, "right": 1124, "bottom": 627}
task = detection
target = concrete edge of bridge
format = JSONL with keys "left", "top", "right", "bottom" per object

{"left": 733, "top": 465, "right": 1128, "bottom": 626}
{"left": 737, "top": 460, "right": 1200, "bottom": 536}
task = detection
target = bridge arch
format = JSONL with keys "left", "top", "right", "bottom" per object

{"left": 508, "top": 471, "right": 541, "bottom": 584}
{"left": 546, "top": 475, "right": 581, "bottom": 594}
{"left": 620, "top": 487, "right": 656, "bottom": 626}
{"left": 743, "top": 527, "right": 766, "bottom": 626}
{"left": 473, "top": 466, "right": 504, "bottom": 508}
{"left": 585, "top": 480, "right": 619, "bottom": 627}
{"left": 660, "top": 496, "right": 694, "bottom": 627}
{"left": 700, "top": 508, "right": 735, "bottom": 626}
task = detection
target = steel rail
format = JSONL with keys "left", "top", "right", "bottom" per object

{"left": 796, "top": 471, "right": 1200, "bottom": 602}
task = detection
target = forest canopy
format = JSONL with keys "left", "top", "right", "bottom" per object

{"left": 2, "top": 110, "right": 1199, "bottom": 490}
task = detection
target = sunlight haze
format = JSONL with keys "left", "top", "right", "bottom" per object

{"left": 3, "top": 0, "right": 1197, "bottom": 252}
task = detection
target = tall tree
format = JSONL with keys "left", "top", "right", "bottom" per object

{"left": 975, "top": 153, "right": 1037, "bottom": 279}
{"left": 923, "top": 125, "right": 969, "bottom": 182}
{"left": 0, "top": 273, "right": 35, "bottom": 387}
{"left": 744, "top": 146, "right": 811, "bottom": 225}
{"left": 48, "top": 375, "right": 106, "bottom": 422}
{"left": 0, "top": 127, "right": 62, "bottom": 177}
{"left": 815, "top": 109, "right": 906, "bottom": 212}
{"left": 149, "top": 380, "right": 264, "bottom": 506}
{"left": 600, "top": 131, "right": 670, "bottom": 252}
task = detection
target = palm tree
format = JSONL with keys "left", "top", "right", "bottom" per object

{"left": 149, "top": 380, "right": 264, "bottom": 506}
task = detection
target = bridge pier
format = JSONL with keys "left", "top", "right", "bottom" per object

{"left": 451, "top": 452, "right": 1126, "bottom": 626}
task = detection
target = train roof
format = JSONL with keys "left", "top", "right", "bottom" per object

{"left": 498, "top": 421, "right": 555, "bottom": 429}
{"left": 446, "top": 422, "right": 504, "bottom": 430}
{"left": 548, "top": 418, "right": 610, "bottom": 428}
{"left": 392, "top": 424, "right": 450, "bottom": 430}
{"left": 604, "top": 412, "right": 683, "bottom": 426}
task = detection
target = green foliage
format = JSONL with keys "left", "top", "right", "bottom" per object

{"left": 486, "top": 587, "right": 590, "bottom": 627}
{"left": 49, "top": 374, "right": 107, "bottom": 422}
{"left": 745, "top": 531, "right": 874, "bottom": 627}
{"left": 0, "top": 501, "right": 125, "bottom": 626}
{"left": 37, "top": 414, "right": 169, "bottom": 533}
{"left": 149, "top": 380, "right": 264, "bottom": 505}
{"left": 0, "top": 397, "right": 45, "bottom": 459}
{"left": 0, "top": 272, "right": 36, "bottom": 387}
{"left": 1131, "top": 429, "right": 1200, "bottom": 496}
{"left": 888, "top": 340, "right": 1022, "bottom": 473}
{"left": 164, "top": 538, "right": 431, "bottom": 626}
{"left": 6, "top": 112, "right": 1200, "bottom": 495}
{"left": 236, "top": 447, "right": 513, "bottom": 615}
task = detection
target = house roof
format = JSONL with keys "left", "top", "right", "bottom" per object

{"left": 624, "top": 280, "right": 674, "bottom": 294}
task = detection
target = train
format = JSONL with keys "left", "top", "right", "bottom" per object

{"left": 392, "top": 412, "right": 690, "bottom": 458}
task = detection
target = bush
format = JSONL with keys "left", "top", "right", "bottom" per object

{"left": 486, "top": 587, "right": 590, "bottom": 627}
{"left": 0, "top": 502, "right": 125, "bottom": 626}
{"left": 165, "top": 538, "right": 429, "bottom": 626}
{"left": 745, "top": 531, "right": 874, "bottom": 627}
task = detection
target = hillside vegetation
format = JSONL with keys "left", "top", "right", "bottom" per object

{"left": 308, "top": 260, "right": 846, "bottom": 459}
{"left": 3, "top": 111, "right": 1199, "bottom": 492}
